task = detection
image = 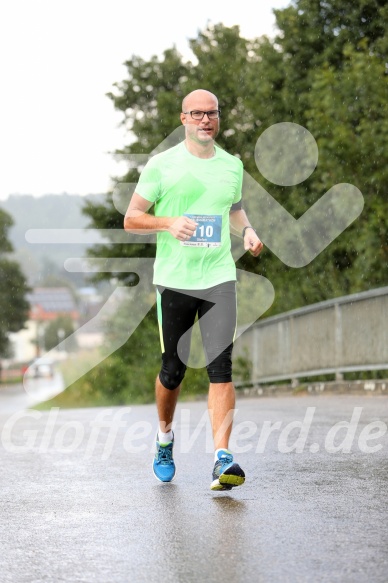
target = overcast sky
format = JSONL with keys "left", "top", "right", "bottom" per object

{"left": 0, "top": 0, "right": 289, "bottom": 199}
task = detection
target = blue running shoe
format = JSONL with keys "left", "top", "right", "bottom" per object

{"left": 152, "top": 434, "right": 176, "bottom": 483}
{"left": 210, "top": 449, "right": 245, "bottom": 491}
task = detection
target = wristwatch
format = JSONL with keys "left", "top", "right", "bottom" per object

{"left": 242, "top": 226, "right": 257, "bottom": 238}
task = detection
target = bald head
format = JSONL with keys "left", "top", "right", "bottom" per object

{"left": 182, "top": 89, "right": 218, "bottom": 112}
{"left": 180, "top": 89, "right": 220, "bottom": 153}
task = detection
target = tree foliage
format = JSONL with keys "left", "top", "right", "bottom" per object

{"left": 0, "top": 210, "right": 30, "bottom": 356}
{"left": 43, "top": 315, "right": 77, "bottom": 352}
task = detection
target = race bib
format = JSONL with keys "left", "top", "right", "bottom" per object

{"left": 181, "top": 214, "right": 222, "bottom": 247}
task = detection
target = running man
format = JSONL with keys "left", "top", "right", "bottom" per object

{"left": 124, "top": 89, "right": 263, "bottom": 490}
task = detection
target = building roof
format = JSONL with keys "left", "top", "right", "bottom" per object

{"left": 28, "top": 287, "right": 79, "bottom": 321}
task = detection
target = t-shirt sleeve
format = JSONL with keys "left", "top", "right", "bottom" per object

{"left": 134, "top": 160, "right": 162, "bottom": 203}
{"left": 233, "top": 159, "right": 243, "bottom": 204}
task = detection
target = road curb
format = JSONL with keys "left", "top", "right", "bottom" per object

{"left": 236, "top": 378, "right": 388, "bottom": 398}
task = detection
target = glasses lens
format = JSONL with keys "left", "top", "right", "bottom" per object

{"left": 191, "top": 111, "right": 204, "bottom": 120}
{"left": 207, "top": 110, "right": 219, "bottom": 120}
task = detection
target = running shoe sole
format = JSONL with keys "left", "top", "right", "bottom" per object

{"left": 210, "top": 463, "right": 245, "bottom": 491}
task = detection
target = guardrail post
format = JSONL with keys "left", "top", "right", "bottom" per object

{"left": 252, "top": 327, "right": 259, "bottom": 379}
{"left": 335, "top": 302, "right": 344, "bottom": 381}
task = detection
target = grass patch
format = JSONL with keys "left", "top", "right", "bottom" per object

{"left": 0, "top": 376, "right": 23, "bottom": 385}
{"left": 33, "top": 350, "right": 211, "bottom": 410}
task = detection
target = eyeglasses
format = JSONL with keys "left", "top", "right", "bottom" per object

{"left": 182, "top": 109, "right": 221, "bottom": 120}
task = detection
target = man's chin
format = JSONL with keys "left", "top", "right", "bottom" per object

{"left": 196, "top": 130, "right": 214, "bottom": 142}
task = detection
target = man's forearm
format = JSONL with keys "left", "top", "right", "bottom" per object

{"left": 229, "top": 209, "right": 254, "bottom": 237}
{"left": 124, "top": 210, "right": 174, "bottom": 234}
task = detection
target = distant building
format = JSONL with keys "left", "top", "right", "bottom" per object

{"left": 28, "top": 287, "right": 79, "bottom": 322}
{"left": 9, "top": 287, "right": 80, "bottom": 363}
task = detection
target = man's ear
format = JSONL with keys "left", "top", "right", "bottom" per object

{"left": 180, "top": 113, "right": 186, "bottom": 125}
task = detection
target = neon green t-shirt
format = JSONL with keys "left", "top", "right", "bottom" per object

{"left": 135, "top": 141, "right": 243, "bottom": 290}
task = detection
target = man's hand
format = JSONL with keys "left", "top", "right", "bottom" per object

{"left": 168, "top": 216, "right": 198, "bottom": 242}
{"left": 244, "top": 228, "right": 264, "bottom": 257}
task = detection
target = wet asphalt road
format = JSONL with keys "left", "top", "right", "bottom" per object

{"left": 0, "top": 373, "right": 64, "bottom": 414}
{"left": 0, "top": 391, "right": 387, "bottom": 583}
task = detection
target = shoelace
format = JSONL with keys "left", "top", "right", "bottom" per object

{"left": 218, "top": 454, "right": 233, "bottom": 466}
{"left": 214, "top": 454, "right": 234, "bottom": 476}
{"left": 156, "top": 445, "right": 173, "bottom": 465}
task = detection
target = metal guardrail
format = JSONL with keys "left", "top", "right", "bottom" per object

{"left": 234, "top": 286, "right": 388, "bottom": 384}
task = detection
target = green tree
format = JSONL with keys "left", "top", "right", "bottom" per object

{"left": 43, "top": 315, "right": 77, "bottom": 352}
{"left": 306, "top": 41, "right": 388, "bottom": 292}
{"left": 272, "top": 0, "right": 388, "bottom": 119}
{"left": 0, "top": 210, "right": 30, "bottom": 356}
{"left": 238, "top": 0, "right": 388, "bottom": 309}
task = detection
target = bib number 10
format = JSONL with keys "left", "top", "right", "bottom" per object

{"left": 193, "top": 225, "right": 213, "bottom": 238}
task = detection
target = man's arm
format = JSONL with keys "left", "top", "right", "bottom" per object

{"left": 229, "top": 208, "right": 264, "bottom": 257}
{"left": 124, "top": 193, "right": 198, "bottom": 241}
